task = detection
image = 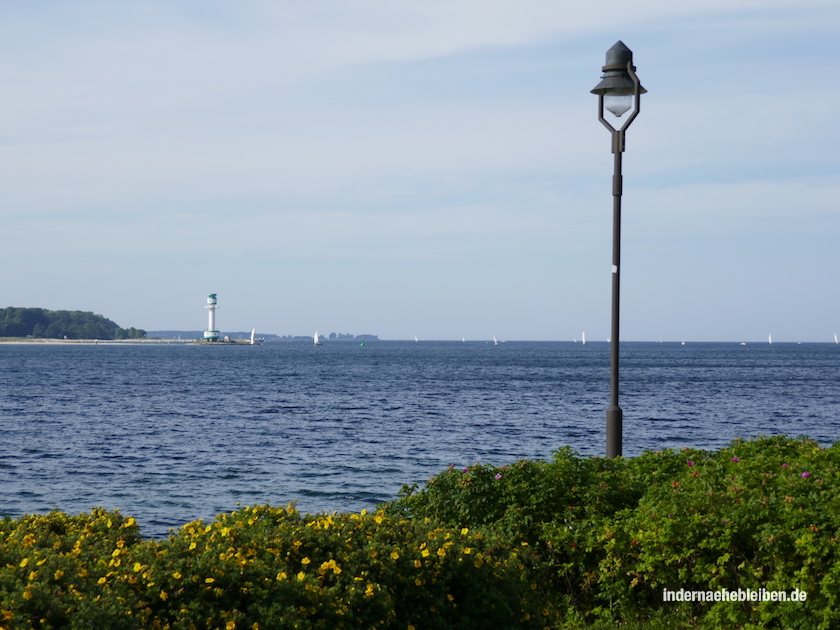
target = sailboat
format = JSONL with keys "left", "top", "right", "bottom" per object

{"left": 581, "top": 332, "right": 586, "bottom": 345}
{"left": 835, "top": 333, "right": 838, "bottom": 344}
{"left": 769, "top": 334, "right": 773, "bottom": 344}
{"left": 493, "top": 334, "right": 499, "bottom": 346}
{"left": 314, "top": 331, "right": 322, "bottom": 346}
{"left": 250, "top": 328, "right": 256, "bottom": 345}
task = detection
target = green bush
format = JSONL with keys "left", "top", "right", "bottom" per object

{"left": 0, "top": 506, "right": 556, "bottom": 630}
{"left": 392, "top": 436, "right": 840, "bottom": 629}
{"left": 2, "top": 436, "right": 838, "bottom": 629}
{"left": 583, "top": 436, "right": 840, "bottom": 629}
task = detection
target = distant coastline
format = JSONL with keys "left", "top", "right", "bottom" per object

{"left": 148, "top": 331, "right": 380, "bottom": 342}
{"left": 0, "top": 332, "right": 381, "bottom": 344}
{"left": 0, "top": 337, "right": 180, "bottom": 345}
{"left": 0, "top": 307, "right": 145, "bottom": 340}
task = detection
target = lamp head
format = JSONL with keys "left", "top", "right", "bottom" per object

{"left": 591, "top": 41, "right": 646, "bottom": 117}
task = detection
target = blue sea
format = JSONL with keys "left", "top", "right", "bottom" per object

{"left": 1, "top": 340, "right": 838, "bottom": 537}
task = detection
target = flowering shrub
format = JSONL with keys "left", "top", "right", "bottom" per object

{"left": 577, "top": 436, "right": 840, "bottom": 629}
{"left": 0, "top": 505, "right": 555, "bottom": 629}
{"left": 393, "top": 436, "right": 840, "bottom": 629}
{"left": 1, "top": 436, "right": 838, "bottom": 629}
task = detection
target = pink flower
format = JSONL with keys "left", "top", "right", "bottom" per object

{"left": 731, "top": 457, "right": 740, "bottom": 462}
{"left": 494, "top": 473, "right": 502, "bottom": 480}
{"left": 801, "top": 471, "right": 811, "bottom": 478}
{"left": 686, "top": 461, "right": 695, "bottom": 467}
{"left": 781, "top": 463, "right": 790, "bottom": 467}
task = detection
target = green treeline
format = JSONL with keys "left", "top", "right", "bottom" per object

{"left": 0, "top": 307, "right": 146, "bottom": 340}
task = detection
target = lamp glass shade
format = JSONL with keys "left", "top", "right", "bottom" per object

{"left": 604, "top": 93, "right": 632, "bottom": 117}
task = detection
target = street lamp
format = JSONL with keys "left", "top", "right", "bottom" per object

{"left": 591, "top": 41, "right": 645, "bottom": 459}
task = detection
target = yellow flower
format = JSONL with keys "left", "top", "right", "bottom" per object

{"left": 226, "top": 622, "right": 236, "bottom": 630}
{"left": 54, "top": 570, "right": 64, "bottom": 580}
{"left": 172, "top": 572, "right": 182, "bottom": 579}
{"left": 447, "top": 594, "right": 455, "bottom": 601}
{"left": 19, "top": 558, "right": 28, "bottom": 568}
{"left": 189, "top": 542, "right": 197, "bottom": 550}
{"left": 421, "top": 549, "right": 430, "bottom": 558}
{"left": 133, "top": 562, "right": 142, "bottom": 572}
{"left": 461, "top": 527, "right": 469, "bottom": 535}
{"left": 159, "top": 590, "right": 168, "bottom": 601}
{"left": 390, "top": 551, "right": 399, "bottom": 560}
{"left": 437, "top": 548, "right": 446, "bottom": 557}
{"left": 462, "top": 547, "right": 472, "bottom": 554}
{"left": 301, "top": 557, "right": 311, "bottom": 565}
{"left": 205, "top": 577, "right": 215, "bottom": 584}
{"left": 276, "top": 572, "right": 287, "bottom": 581}
{"left": 414, "top": 560, "right": 422, "bottom": 568}
{"left": 297, "top": 571, "right": 306, "bottom": 581}
{"left": 22, "top": 590, "right": 32, "bottom": 600}
{"left": 97, "top": 577, "right": 107, "bottom": 585}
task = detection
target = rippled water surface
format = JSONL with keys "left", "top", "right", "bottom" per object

{"left": 1, "top": 341, "right": 838, "bottom": 536}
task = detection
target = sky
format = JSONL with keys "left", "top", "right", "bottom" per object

{"left": 1, "top": 1, "right": 838, "bottom": 342}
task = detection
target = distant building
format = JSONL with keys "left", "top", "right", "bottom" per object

{"left": 204, "top": 294, "right": 220, "bottom": 341}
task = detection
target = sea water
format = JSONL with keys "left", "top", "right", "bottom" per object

{"left": 1, "top": 341, "right": 837, "bottom": 537}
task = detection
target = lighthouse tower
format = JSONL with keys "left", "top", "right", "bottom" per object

{"left": 204, "top": 294, "right": 220, "bottom": 341}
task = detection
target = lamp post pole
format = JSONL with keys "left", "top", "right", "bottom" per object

{"left": 591, "top": 41, "right": 645, "bottom": 459}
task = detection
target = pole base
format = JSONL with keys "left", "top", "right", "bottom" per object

{"left": 606, "top": 406, "right": 623, "bottom": 458}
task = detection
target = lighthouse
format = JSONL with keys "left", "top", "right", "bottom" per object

{"left": 204, "top": 294, "right": 220, "bottom": 341}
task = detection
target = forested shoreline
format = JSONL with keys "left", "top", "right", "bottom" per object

{"left": 0, "top": 307, "right": 145, "bottom": 340}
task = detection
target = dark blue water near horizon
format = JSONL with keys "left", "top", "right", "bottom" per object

{"left": 1, "top": 341, "right": 838, "bottom": 538}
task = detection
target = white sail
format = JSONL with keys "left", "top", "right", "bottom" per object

{"left": 835, "top": 333, "right": 838, "bottom": 344}
{"left": 250, "top": 328, "right": 256, "bottom": 345}
{"left": 582, "top": 332, "right": 586, "bottom": 345}
{"left": 493, "top": 334, "right": 499, "bottom": 345}
{"left": 769, "top": 334, "right": 772, "bottom": 344}
{"left": 314, "top": 331, "right": 322, "bottom": 346}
